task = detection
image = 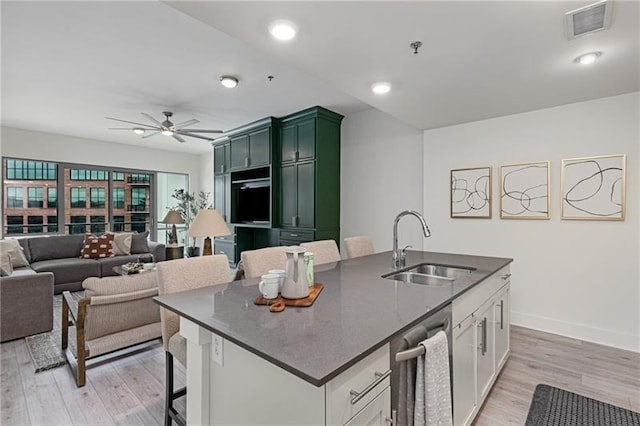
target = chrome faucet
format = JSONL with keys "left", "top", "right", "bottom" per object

{"left": 392, "top": 210, "right": 431, "bottom": 269}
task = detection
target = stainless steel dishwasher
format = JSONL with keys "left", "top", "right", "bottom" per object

{"left": 389, "top": 303, "right": 453, "bottom": 421}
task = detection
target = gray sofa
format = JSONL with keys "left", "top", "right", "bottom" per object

{"left": 15, "top": 233, "right": 165, "bottom": 294}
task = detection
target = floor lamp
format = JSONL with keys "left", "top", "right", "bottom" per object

{"left": 187, "top": 209, "right": 231, "bottom": 255}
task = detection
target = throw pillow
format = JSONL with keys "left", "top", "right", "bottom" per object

{"left": 80, "top": 233, "right": 115, "bottom": 259}
{"left": 0, "top": 252, "right": 13, "bottom": 276}
{"left": 130, "top": 230, "right": 150, "bottom": 254}
{"left": 111, "top": 232, "right": 133, "bottom": 256}
{"left": 0, "top": 239, "right": 29, "bottom": 268}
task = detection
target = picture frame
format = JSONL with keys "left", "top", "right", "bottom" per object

{"left": 500, "top": 161, "right": 550, "bottom": 219}
{"left": 561, "top": 154, "right": 626, "bottom": 221}
{"left": 450, "top": 166, "right": 492, "bottom": 218}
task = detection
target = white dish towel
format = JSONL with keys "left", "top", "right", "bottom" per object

{"left": 413, "top": 330, "right": 453, "bottom": 426}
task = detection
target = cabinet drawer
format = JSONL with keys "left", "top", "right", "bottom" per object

{"left": 327, "top": 344, "right": 390, "bottom": 426}
{"left": 215, "top": 233, "right": 236, "bottom": 243}
{"left": 279, "top": 229, "right": 314, "bottom": 242}
{"left": 214, "top": 241, "right": 236, "bottom": 264}
{"left": 453, "top": 266, "right": 510, "bottom": 326}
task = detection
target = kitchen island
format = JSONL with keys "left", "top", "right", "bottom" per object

{"left": 154, "top": 250, "right": 512, "bottom": 425}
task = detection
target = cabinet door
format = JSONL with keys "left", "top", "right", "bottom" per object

{"left": 476, "top": 299, "right": 495, "bottom": 403}
{"left": 230, "top": 135, "right": 249, "bottom": 170}
{"left": 296, "top": 162, "right": 315, "bottom": 228}
{"left": 494, "top": 285, "right": 510, "bottom": 370}
{"left": 453, "top": 315, "right": 477, "bottom": 426}
{"left": 280, "top": 124, "right": 297, "bottom": 163}
{"left": 213, "top": 143, "right": 229, "bottom": 175}
{"left": 296, "top": 118, "right": 315, "bottom": 161}
{"left": 249, "top": 128, "right": 270, "bottom": 167}
{"left": 280, "top": 164, "right": 297, "bottom": 227}
{"left": 213, "top": 175, "right": 226, "bottom": 222}
{"left": 344, "top": 386, "right": 391, "bottom": 426}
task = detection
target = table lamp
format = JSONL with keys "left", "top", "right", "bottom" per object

{"left": 162, "top": 210, "right": 184, "bottom": 245}
{"left": 187, "top": 209, "right": 231, "bottom": 255}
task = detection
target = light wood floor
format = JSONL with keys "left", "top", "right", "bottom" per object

{"left": 1, "top": 325, "right": 638, "bottom": 425}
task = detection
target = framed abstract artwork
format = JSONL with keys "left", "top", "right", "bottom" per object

{"left": 561, "top": 154, "right": 626, "bottom": 220}
{"left": 500, "top": 161, "right": 550, "bottom": 219}
{"left": 450, "top": 167, "right": 492, "bottom": 218}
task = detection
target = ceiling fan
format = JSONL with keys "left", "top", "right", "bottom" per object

{"left": 106, "top": 111, "right": 223, "bottom": 143}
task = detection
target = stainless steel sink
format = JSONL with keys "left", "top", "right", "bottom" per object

{"left": 384, "top": 272, "right": 452, "bottom": 286}
{"left": 382, "top": 263, "right": 475, "bottom": 286}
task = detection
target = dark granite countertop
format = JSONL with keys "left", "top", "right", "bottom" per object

{"left": 154, "top": 250, "right": 512, "bottom": 386}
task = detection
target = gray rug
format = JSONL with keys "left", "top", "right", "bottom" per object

{"left": 526, "top": 384, "right": 640, "bottom": 426}
{"left": 25, "top": 292, "right": 81, "bottom": 373}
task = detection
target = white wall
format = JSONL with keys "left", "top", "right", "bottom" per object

{"left": 199, "top": 150, "right": 214, "bottom": 199}
{"left": 423, "top": 92, "right": 639, "bottom": 352}
{"left": 341, "top": 108, "right": 425, "bottom": 252}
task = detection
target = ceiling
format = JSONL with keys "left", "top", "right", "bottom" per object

{"left": 2, "top": 1, "right": 638, "bottom": 155}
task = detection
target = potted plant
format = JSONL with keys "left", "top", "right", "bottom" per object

{"left": 171, "top": 189, "right": 211, "bottom": 257}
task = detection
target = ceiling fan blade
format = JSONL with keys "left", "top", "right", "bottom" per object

{"left": 178, "top": 129, "right": 224, "bottom": 133}
{"left": 177, "top": 131, "right": 215, "bottom": 141}
{"left": 172, "top": 134, "right": 187, "bottom": 143}
{"left": 173, "top": 119, "right": 199, "bottom": 129}
{"left": 108, "top": 127, "right": 137, "bottom": 130}
{"left": 141, "top": 112, "right": 164, "bottom": 128}
{"left": 105, "top": 117, "right": 158, "bottom": 128}
{"left": 142, "top": 130, "right": 161, "bottom": 139}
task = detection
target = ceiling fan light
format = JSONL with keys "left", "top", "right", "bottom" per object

{"left": 162, "top": 129, "right": 174, "bottom": 136}
{"left": 220, "top": 75, "right": 239, "bottom": 88}
{"left": 133, "top": 128, "right": 145, "bottom": 135}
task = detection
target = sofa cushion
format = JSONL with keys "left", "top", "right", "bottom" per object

{"left": 0, "top": 239, "right": 30, "bottom": 268}
{"left": 17, "top": 238, "right": 31, "bottom": 263}
{"left": 31, "top": 258, "right": 100, "bottom": 284}
{"left": 28, "top": 234, "right": 85, "bottom": 262}
{"left": 111, "top": 232, "right": 133, "bottom": 256}
{"left": 98, "top": 254, "right": 146, "bottom": 277}
{"left": 130, "top": 231, "right": 150, "bottom": 254}
{"left": 83, "top": 271, "right": 158, "bottom": 298}
{"left": 80, "top": 233, "right": 114, "bottom": 259}
{"left": 1, "top": 252, "right": 12, "bottom": 276}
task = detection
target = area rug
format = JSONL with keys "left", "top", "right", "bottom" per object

{"left": 526, "top": 383, "right": 640, "bottom": 426}
{"left": 25, "top": 293, "right": 81, "bottom": 373}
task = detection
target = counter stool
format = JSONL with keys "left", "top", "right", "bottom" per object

{"left": 343, "top": 236, "right": 375, "bottom": 259}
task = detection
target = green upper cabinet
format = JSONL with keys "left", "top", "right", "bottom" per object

{"left": 280, "top": 161, "right": 315, "bottom": 228}
{"left": 280, "top": 118, "right": 315, "bottom": 164}
{"left": 227, "top": 119, "right": 274, "bottom": 171}
{"left": 213, "top": 142, "right": 230, "bottom": 175}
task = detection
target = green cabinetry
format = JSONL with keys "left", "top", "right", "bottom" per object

{"left": 229, "top": 126, "right": 271, "bottom": 170}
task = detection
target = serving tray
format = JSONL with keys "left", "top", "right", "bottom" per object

{"left": 254, "top": 283, "right": 324, "bottom": 307}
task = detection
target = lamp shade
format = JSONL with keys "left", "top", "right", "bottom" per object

{"left": 187, "top": 209, "right": 230, "bottom": 238}
{"left": 162, "top": 210, "right": 184, "bottom": 225}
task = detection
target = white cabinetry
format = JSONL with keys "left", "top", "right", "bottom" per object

{"left": 344, "top": 386, "right": 391, "bottom": 426}
{"left": 452, "top": 267, "right": 511, "bottom": 426}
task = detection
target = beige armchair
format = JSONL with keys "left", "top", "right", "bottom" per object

{"left": 62, "top": 272, "right": 162, "bottom": 387}
{"left": 156, "top": 255, "right": 232, "bottom": 426}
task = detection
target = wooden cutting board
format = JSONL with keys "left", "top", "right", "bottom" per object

{"left": 254, "top": 283, "right": 324, "bottom": 307}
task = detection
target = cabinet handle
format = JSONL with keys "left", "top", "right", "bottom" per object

{"left": 500, "top": 300, "right": 504, "bottom": 330}
{"left": 501, "top": 273, "right": 511, "bottom": 281}
{"left": 349, "top": 369, "right": 391, "bottom": 405}
{"left": 289, "top": 233, "right": 298, "bottom": 237}
{"left": 482, "top": 317, "right": 487, "bottom": 356}
{"left": 292, "top": 216, "right": 298, "bottom": 227}
{"left": 220, "top": 165, "right": 224, "bottom": 173}
{"left": 244, "top": 157, "right": 249, "bottom": 168}
{"left": 295, "top": 151, "right": 299, "bottom": 161}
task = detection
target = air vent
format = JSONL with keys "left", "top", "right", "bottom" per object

{"left": 565, "top": 0, "right": 613, "bottom": 40}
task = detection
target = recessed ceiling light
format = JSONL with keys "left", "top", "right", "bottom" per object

{"left": 220, "top": 75, "right": 239, "bottom": 88}
{"left": 575, "top": 51, "right": 602, "bottom": 65}
{"left": 133, "top": 128, "right": 145, "bottom": 135}
{"left": 371, "top": 82, "right": 391, "bottom": 95}
{"left": 268, "top": 19, "right": 297, "bottom": 41}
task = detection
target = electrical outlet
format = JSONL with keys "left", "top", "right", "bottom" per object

{"left": 212, "top": 334, "right": 223, "bottom": 366}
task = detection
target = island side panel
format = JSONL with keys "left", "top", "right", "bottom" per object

{"left": 180, "top": 317, "right": 213, "bottom": 425}
{"left": 209, "top": 333, "right": 325, "bottom": 425}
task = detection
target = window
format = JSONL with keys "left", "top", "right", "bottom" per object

{"left": 70, "top": 188, "right": 86, "bottom": 208}
{"left": 28, "top": 188, "right": 44, "bottom": 208}
{"left": 90, "top": 188, "right": 105, "bottom": 209}
{"left": 113, "top": 172, "right": 125, "bottom": 181}
{"left": 113, "top": 188, "right": 125, "bottom": 209}
{"left": 6, "top": 187, "right": 23, "bottom": 208}
{"left": 70, "top": 169, "right": 108, "bottom": 181}
{"left": 70, "top": 216, "right": 86, "bottom": 234}
{"left": 28, "top": 216, "right": 43, "bottom": 233}
{"left": 129, "top": 173, "right": 150, "bottom": 184}
{"left": 131, "top": 214, "right": 147, "bottom": 233}
{"left": 131, "top": 188, "right": 147, "bottom": 211}
{"left": 47, "top": 215, "right": 58, "bottom": 233}
{"left": 6, "top": 159, "right": 56, "bottom": 180}
{"left": 90, "top": 215, "right": 105, "bottom": 234}
{"left": 6, "top": 216, "right": 23, "bottom": 234}
{"left": 47, "top": 187, "right": 57, "bottom": 208}
{"left": 113, "top": 215, "right": 125, "bottom": 232}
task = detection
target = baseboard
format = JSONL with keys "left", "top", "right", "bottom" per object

{"left": 511, "top": 310, "right": 639, "bottom": 353}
